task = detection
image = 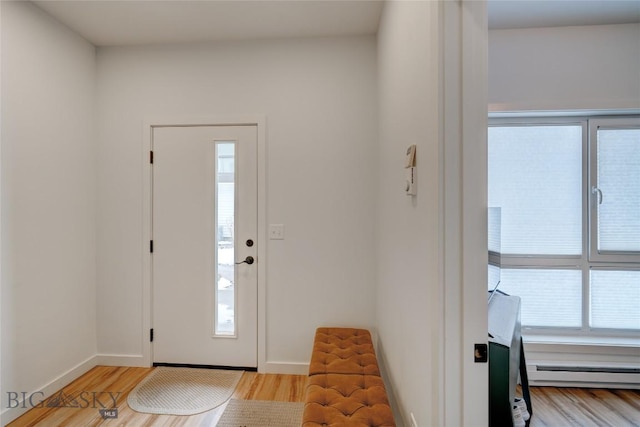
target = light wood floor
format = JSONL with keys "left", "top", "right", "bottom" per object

{"left": 8, "top": 366, "right": 306, "bottom": 427}
{"left": 7, "top": 366, "right": 640, "bottom": 426}
{"left": 526, "top": 386, "right": 640, "bottom": 427}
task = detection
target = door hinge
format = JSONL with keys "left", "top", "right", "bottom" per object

{"left": 150, "top": 150, "right": 154, "bottom": 164}
{"left": 150, "top": 240, "right": 154, "bottom": 253}
{"left": 150, "top": 328, "right": 154, "bottom": 342}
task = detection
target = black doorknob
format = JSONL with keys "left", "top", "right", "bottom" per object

{"left": 235, "top": 256, "right": 254, "bottom": 265}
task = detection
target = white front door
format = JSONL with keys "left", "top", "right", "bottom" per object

{"left": 152, "top": 125, "right": 257, "bottom": 368}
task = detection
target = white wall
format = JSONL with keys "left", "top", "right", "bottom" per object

{"left": 1, "top": 1, "right": 97, "bottom": 423}
{"left": 489, "top": 23, "right": 640, "bottom": 112}
{"left": 376, "top": 2, "right": 443, "bottom": 426}
{"left": 95, "top": 37, "right": 378, "bottom": 369}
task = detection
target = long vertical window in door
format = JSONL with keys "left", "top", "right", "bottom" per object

{"left": 215, "top": 142, "right": 236, "bottom": 336}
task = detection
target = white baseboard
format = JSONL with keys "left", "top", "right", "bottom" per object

{"left": 1, "top": 355, "right": 97, "bottom": 426}
{"left": 98, "top": 354, "right": 305, "bottom": 372}
{"left": 528, "top": 379, "right": 640, "bottom": 389}
{"left": 376, "top": 341, "right": 405, "bottom": 427}
{"left": 524, "top": 341, "right": 640, "bottom": 389}
{"left": 527, "top": 364, "right": 640, "bottom": 389}
{"left": 262, "top": 361, "right": 309, "bottom": 375}
{"left": 95, "top": 353, "right": 148, "bottom": 367}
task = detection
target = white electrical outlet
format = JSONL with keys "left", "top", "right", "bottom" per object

{"left": 269, "top": 224, "right": 285, "bottom": 240}
{"left": 410, "top": 413, "right": 418, "bottom": 427}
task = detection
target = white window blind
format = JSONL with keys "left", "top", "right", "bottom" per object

{"left": 489, "top": 117, "right": 639, "bottom": 333}
{"left": 488, "top": 264, "right": 501, "bottom": 290}
{"left": 498, "top": 268, "right": 582, "bottom": 328}
{"left": 590, "top": 269, "right": 640, "bottom": 330}
{"left": 596, "top": 128, "right": 640, "bottom": 252}
{"left": 488, "top": 125, "right": 583, "bottom": 256}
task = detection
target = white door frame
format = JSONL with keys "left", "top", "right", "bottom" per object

{"left": 440, "top": 1, "right": 488, "bottom": 426}
{"left": 142, "top": 115, "right": 267, "bottom": 371}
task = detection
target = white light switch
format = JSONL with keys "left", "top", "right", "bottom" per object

{"left": 269, "top": 224, "right": 285, "bottom": 240}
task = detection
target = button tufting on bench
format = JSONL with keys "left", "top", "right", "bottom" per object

{"left": 303, "top": 328, "right": 396, "bottom": 427}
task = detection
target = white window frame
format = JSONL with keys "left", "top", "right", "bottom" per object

{"left": 588, "top": 117, "right": 640, "bottom": 263}
{"left": 489, "top": 115, "right": 640, "bottom": 338}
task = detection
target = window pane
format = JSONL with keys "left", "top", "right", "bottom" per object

{"left": 488, "top": 207, "right": 501, "bottom": 253}
{"left": 488, "top": 125, "right": 582, "bottom": 255}
{"left": 488, "top": 264, "right": 501, "bottom": 291}
{"left": 597, "top": 128, "right": 640, "bottom": 252}
{"left": 590, "top": 269, "right": 640, "bottom": 330}
{"left": 497, "top": 269, "right": 582, "bottom": 328}
{"left": 215, "top": 142, "right": 235, "bottom": 336}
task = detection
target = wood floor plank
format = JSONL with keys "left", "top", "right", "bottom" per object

{"left": 233, "top": 372, "right": 307, "bottom": 402}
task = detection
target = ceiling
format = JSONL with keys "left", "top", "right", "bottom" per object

{"left": 32, "top": 0, "right": 640, "bottom": 47}
{"left": 488, "top": 0, "right": 640, "bottom": 30}
{"left": 33, "top": 0, "right": 384, "bottom": 46}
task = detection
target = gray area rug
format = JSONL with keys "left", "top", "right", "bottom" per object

{"left": 216, "top": 399, "right": 305, "bottom": 427}
{"left": 127, "top": 367, "right": 242, "bottom": 415}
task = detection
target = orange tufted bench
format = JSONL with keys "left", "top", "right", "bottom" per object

{"left": 302, "top": 327, "right": 395, "bottom": 427}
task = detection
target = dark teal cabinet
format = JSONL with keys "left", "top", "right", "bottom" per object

{"left": 488, "top": 293, "right": 531, "bottom": 427}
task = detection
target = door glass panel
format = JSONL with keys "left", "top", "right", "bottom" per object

{"left": 215, "top": 142, "right": 235, "bottom": 336}
{"left": 597, "top": 128, "right": 640, "bottom": 252}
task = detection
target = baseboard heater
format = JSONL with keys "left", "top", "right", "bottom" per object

{"left": 536, "top": 365, "right": 640, "bottom": 374}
